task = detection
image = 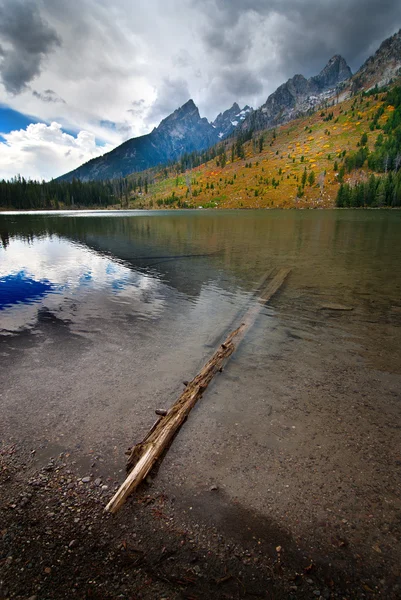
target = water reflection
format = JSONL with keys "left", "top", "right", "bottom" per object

{"left": 0, "top": 271, "right": 56, "bottom": 310}
{"left": 1, "top": 209, "right": 400, "bottom": 465}
{"left": 1, "top": 209, "right": 400, "bottom": 339}
{"left": 0, "top": 235, "right": 165, "bottom": 335}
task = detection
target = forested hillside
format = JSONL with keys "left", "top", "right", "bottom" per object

{"left": 129, "top": 83, "right": 401, "bottom": 209}
{"left": 336, "top": 86, "right": 401, "bottom": 207}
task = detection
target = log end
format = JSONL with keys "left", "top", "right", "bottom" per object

{"left": 155, "top": 409, "right": 168, "bottom": 416}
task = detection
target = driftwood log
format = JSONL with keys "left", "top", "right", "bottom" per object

{"left": 105, "top": 267, "right": 291, "bottom": 514}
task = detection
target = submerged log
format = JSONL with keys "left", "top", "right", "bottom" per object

{"left": 319, "top": 303, "right": 353, "bottom": 311}
{"left": 105, "top": 267, "right": 291, "bottom": 514}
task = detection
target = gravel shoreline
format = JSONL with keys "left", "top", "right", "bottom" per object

{"left": 1, "top": 441, "right": 400, "bottom": 599}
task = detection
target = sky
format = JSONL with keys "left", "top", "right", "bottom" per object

{"left": 0, "top": 0, "right": 400, "bottom": 181}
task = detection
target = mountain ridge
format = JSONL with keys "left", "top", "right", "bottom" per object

{"left": 58, "top": 99, "right": 219, "bottom": 181}
{"left": 59, "top": 99, "right": 254, "bottom": 182}
{"left": 59, "top": 30, "right": 401, "bottom": 182}
{"left": 352, "top": 28, "right": 401, "bottom": 91}
{"left": 241, "top": 55, "right": 352, "bottom": 133}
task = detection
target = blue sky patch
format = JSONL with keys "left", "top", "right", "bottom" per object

{"left": 0, "top": 106, "right": 39, "bottom": 135}
{"left": 0, "top": 105, "right": 88, "bottom": 142}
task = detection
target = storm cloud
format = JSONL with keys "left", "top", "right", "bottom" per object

{"left": 195, "top": 0, "right": 401, "bottom": 85}
{"left": 1, "top": 0, "right": 400, "bottom": 122}
{"left": 0, "top": 0, "right": 61, "bottom": 94}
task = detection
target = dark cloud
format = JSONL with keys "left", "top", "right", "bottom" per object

{"left": 216, "top": 67, "right": 263, "bottom": 98}
{"left": 203, "top": 28, "right": 252, "bottom": 65}
{"left": 0, "top": 0, "right": 61, "bottom": 94}
{"left": 32, "top": 89, "right": 65, "bottom": 103}
{"left": 195, "top": 0, "right": 401, "bottom": 104}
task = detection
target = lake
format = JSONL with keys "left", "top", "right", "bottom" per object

{"left": 1, "top": 209, "right": 400, "bottom": 537}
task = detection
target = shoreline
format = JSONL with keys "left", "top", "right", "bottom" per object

{"left": 1, "top": 434, "right": 398, "bottom": 600}
{"left": 1, "top": 205, "right": 400, "bottom": 214}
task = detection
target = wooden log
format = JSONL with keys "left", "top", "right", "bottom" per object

{"left": 105, "top": 267, "right": 291, "bottom": 514}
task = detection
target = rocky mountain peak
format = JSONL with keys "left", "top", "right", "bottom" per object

{"left": 157, "top": 99, "right": 201, "bottom": 132}
{"left": 311, "top": 55, "right": 352, "bottom": 90}
{"left": 376, "top": 28, "right": 401, "bottom": 54}
{"left": 213, "top": 103, "right": 253, "bottom": 139}
{"left": 59, "top": 99, "right": 217, "bottom": 181}
{"left": 352, "top": 29, "right": 401, "bottom": 90}
{"left": 178, "top": 98, "right": 198, "bottom": 114}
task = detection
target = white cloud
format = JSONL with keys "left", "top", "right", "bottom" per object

{"left": 0, "top": 121, "right": 113, "bottom": 180}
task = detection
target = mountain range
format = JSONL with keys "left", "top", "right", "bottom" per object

{"left": 59, "top": 29, "right": 401, "bottom": 182}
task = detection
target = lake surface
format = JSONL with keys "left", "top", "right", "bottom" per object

{"left": 0, "top": 209, "right": 400, "bottom": 491}
{"left": 1, "top": 208, "right": 401, "bottom": 585}
{"left": 1, "top": 209, "right": 400, "bottom": 336}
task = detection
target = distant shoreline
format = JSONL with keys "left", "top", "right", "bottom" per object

{"left": 1, "top": 206, "right": 399, "bottom": 214}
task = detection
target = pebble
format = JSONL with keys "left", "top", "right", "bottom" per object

{"left": 94, "top": 478, "right": 102, "bottom": 486}
{"left": 210, "top": 485, "right": 218, "bottom": 491}
{"left": 81, "top": 477, "right": 91, "bottom": 483}
{"left": 313, "top": 591, "right": 321, "bottom": 597}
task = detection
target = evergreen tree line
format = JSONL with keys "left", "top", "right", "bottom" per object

{"left": 0, "top": 176, "right": 137, "bottom": 210}
{"left": 336, "top": 171, "right": 401, "bottom": 208}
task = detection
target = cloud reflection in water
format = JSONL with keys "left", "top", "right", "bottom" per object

{"left": 0, "top": 236, "right": 164, "bottom": 334}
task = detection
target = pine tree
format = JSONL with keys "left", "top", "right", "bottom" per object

{"left": 375, "top": 180, "right": 386, "bottom": 206}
